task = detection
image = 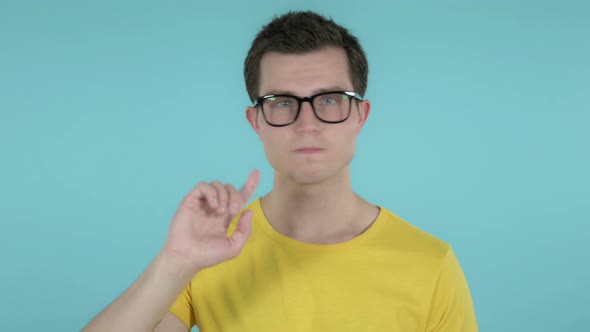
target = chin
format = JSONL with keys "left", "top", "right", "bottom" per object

{"left": 283, "top": 163, "right": 350, "bottom": 186}
{"left": 270, "top": 152, "right": 354, "bottom": 185}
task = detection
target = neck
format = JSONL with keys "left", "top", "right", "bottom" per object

{"left": 260, "top": 166, "right": 377, "bottom": 244}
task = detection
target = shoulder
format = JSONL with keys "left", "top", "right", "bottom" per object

{"left": 375, "top": 206, "right": 450, "bottom": 261}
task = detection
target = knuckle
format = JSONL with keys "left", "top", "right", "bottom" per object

{"left": 219, "top": 186, "right": 229, "bottom": 197}
{"left": 202, "top": 182, "right": 217, "bottom": 193}
{"left": 229, "top": 199, "right": 238, "bottom": 209}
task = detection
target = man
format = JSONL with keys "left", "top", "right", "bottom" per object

{"left": 83, "top": 11, "right": 477, "bottom": 332}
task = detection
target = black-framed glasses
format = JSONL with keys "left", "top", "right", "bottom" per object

{"left": 253, "top": 90, "right": 363, "bottom": 127}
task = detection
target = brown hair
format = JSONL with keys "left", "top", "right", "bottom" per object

{"left": 244, "top": 11, "right": 369, "bottom": 102}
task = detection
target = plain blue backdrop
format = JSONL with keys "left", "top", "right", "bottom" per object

{"left": 1, "top": 0, "right": 588, "bottom": 331}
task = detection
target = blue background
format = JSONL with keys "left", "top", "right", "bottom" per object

{"left": 1, "top": 0, "right": 588, "bottom": 331}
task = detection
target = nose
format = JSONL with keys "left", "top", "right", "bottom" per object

{"left": 294, "top": 101, "right": 320, "bottom": 133}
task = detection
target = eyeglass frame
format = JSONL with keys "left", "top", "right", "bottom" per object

{"left": 252, "top": 90, "right": 364, "bottom": 127}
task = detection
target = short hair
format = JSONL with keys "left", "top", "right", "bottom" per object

{"left": 244, "top": 10, "right": 369, "bottom": 102}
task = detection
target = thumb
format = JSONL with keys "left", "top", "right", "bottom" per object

{"left": 227, "top": 209, "right": 253, "bottom": 254}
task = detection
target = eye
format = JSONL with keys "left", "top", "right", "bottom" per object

{"left": 267, "top": 97, "right": 294, "bottom": 108}
{"left": 278, "top": 99, "right": 292, "bottom": 107}
{"left": 318, "top": 94, "right": 340, "bottom": 105}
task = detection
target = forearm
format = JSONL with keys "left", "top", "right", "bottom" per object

{"left": 82, "top": 250, "right": 199, "bottom": 332}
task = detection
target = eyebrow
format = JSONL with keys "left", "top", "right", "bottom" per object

{"left": 261, "top": 86, "right": 350, "bottom": 97}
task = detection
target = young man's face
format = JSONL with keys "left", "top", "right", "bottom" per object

{"left": 246, "top": 46, "right": 371, "bottom": 185}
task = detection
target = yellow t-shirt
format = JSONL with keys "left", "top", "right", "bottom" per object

{"left": 169, "top": 198, "right": 477, "bottom": 331}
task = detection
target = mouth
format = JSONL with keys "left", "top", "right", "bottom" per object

{"left": 293, "top": 147, "right": 324, "bottom": 154}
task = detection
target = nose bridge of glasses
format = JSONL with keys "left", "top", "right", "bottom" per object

{"left": 291, "top": 97, "right": 319, "bottom": 126}
{"left": 297, "top": 96, "right": 316, "bottom": 113}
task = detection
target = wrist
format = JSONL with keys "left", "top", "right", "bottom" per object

{"left": 156, "top": 248, "right": 201, "bottom": 283}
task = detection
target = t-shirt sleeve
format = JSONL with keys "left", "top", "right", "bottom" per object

{"left": 425, "top": 246, "right": 478, "bottom": 332}
{"left": 169, "top": 281, "right": 196, "bottom": 330}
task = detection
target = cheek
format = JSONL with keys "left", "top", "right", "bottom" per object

{"left": 336, "top": 125, "right": 358, "bottom": 151}
{"left": 340, "top": 135, "right": 357, "bottom": 162}
{"left": 260, "top": 132, "right": 287, "bottom": 165}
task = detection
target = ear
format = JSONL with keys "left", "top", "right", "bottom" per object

{"left": 355, "top": 99, "right": 371, "bottom": 134}
{"left": 246, "top": 107, "right": 262, "bottom": 138}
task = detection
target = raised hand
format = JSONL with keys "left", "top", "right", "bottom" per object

{"left": 162, "top": 169, "right": 261, "bottom": 273}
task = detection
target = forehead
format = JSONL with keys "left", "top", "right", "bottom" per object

{"left": 258, "top": 46, "right": 352, "bottom": 96}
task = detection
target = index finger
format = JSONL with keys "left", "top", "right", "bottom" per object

{"left": 239, "top": 169, "right": 260, "bottom": 203}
